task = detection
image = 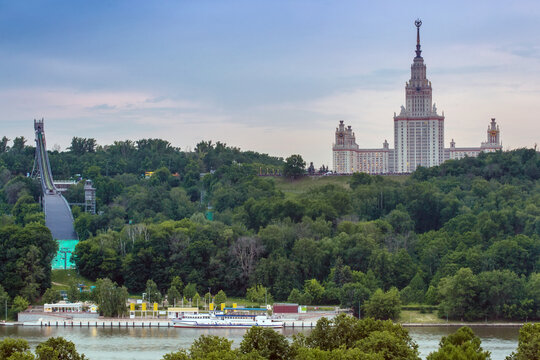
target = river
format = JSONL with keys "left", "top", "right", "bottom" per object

{"left": 1, "top": 325, "right": 519, "bottom": 359}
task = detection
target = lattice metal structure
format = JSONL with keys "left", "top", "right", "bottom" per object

{"left": 84, "top": 179, "right": 96, "bottom": 214}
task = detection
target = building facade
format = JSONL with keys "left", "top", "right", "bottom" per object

{"left": 333, "top": 120, "right": 391, "bottom": 174}
{"left": 446, "top": 118, "right": 502, "bottom": 160}
{"left": 393, "top": 19, "right": 445, "bottom": 173}
{"left": 332, "top": 20, "right": 502, "bottom": 174}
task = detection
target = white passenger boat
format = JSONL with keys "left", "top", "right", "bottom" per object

{"left": 171, "top": 313, "right": 283, "bottom": 329}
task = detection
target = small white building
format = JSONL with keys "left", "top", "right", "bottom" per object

{"left": 167, "top": 307, "right": 199, "bottom": 319}
{"left": 44, "top": 302, "right": 83, "bottom": 313}
{"left": 44, "top": 301, "right": 98, "bottom": 313}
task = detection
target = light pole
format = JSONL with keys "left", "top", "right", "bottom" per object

{"left": 59, "top": 250, "right": 69, "bottom": 269}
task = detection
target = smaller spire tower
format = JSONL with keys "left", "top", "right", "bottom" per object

{"left": 415, "top": 19, "right": 422, "bottom": 58}
{"left": 484, "top": 118, "right": 501, "bottom": 146}
{"left": 488, "top": 118, "right": 500, "bottom": 144}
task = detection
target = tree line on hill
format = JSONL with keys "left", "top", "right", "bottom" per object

{"left": 0, "top": 135, "right": 539, "bottom": 322}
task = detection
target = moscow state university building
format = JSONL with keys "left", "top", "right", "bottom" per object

{"left": 332, "top": 20, "right": 502, "bottom": 174}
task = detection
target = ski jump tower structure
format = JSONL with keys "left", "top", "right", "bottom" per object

{"left": 33, "top": 119, "right": 78, "bottom": 269}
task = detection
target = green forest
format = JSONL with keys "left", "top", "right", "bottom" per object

{"left": 0, "top": 135, "right": 539, "bottom": 321}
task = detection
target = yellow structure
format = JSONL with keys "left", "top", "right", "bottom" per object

{"left": 209, "top": 303, "right": 214, "bottom": 311}
{"left": 153, "top": 303, "right": 158, "bottom": 311}
{"left": 130, "top": 303, "right": 135, "bottom": 311}
{"left": 142, "top": 303, "right": 147, "bottom": 311}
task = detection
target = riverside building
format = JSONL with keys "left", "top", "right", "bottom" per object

{"left": 332, "top": 19, "right": 502, "bottom": 174}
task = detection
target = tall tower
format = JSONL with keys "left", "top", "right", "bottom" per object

{"left": 332, "top": 120, "right": 359, "bottom": 173}
{"left": 481, "top": 118, "right": 502, "bottom": 151}
{"left": 393, "top": 19, "right": 445, "bottom": 173}
{"left": 486, "top": 118, "right": 500, "bottom": 146}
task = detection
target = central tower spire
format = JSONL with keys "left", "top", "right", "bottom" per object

{"left": 394, "top": 18, "right": 445, "bottom": 174}
{"left": 415, "top": 19, "right": 422, "bottom": 58}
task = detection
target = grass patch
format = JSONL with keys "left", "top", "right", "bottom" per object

{"left": 51, "top": 269, "right": 95, "bottom": 290}
{"left": 272, "top": 174, "right": 410, "bottom": 198}
{"left": 398, "top": 309, "right": 446, "bottom": 324}
{"left": 273, "top": 175, "right": 352, "bottom": 196}
{"left": 384, "top": 175, "right": 410, "bottom": 184}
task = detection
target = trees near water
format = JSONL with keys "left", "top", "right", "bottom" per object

{"left": 145, "top": 279, "right": 162, "bottom": 304}
{"left": 0, "top": 221, "right": 56, "bottom": 304}
{"left": 0, "top": 338, "right": 33, "bottom": 360}
{"left": 437, "top": 268, "right": 537, "bottom": 321}
{"left": 240, "top": 327, "right": 291, "bottom": 359}
{"left": 427, "top": 327, "right": 491, "bottom": 360}
{"left": 246, "top": 285, "right": 272, "bottom": 304}
{"left": 214, "top": 290, "right": 227, "bottom": 306}
{"left": 93, "top": 278, "right": 128, "bottom": 317}
{"left": 35, "top": 337, "right": 87, "bottom": 360}
{"left": 363, "top": 288, "right": 402, "bottom": 320}
{"left": 41, "top": 288, "right": 62, "bottom": 304}
{"left": 0, "top": 337, "right": 87, "bottom": 360}
{"left": 506, "top": 323, "right": 540, "bottom": 360}
{"left": 294, "top": 314, "right": 420, "bottom": 359}
{"left": 162, "top": 314, "right": 420, "bottom": 359}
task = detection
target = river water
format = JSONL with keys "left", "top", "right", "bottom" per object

{"left": 1, "top": 325, "right": 519, "bottom": 360}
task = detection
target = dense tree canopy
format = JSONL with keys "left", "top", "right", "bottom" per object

{"left": 0, "top": 336, "right": 87, "bottom": 360}
{"left": 506, "top": 323, "right": 540, "bottom": 360}
{"left": 162, "top": 314, "right": 420, "bottom": 359}
{"left": 427, "top": 326, "right": 491, "bottom": 360}
{"left": 283, "top": 155, "right": 306, "bottom": 179}
{"left": 0, "top": 134, "right": 538, "bottom": 322}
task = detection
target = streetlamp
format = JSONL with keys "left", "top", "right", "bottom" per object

{"left": 59, "top": 249, "right": 70, "bottom": 269}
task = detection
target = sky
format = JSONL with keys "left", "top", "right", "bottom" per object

{"left": 1, "top": 0, "right": 539, "bottom": 167}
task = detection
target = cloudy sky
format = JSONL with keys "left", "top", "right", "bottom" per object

{"left": 1, "top": 1, "right": 539, "bottom": 166}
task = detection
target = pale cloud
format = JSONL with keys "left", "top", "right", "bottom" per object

{"left": 1, "top": 2, "right": 540, "bottom": 168}
{"left": 88, "top": 104, "right": 117, "bottom": 111}
{"left": 0, "top": 88, "right": 203, "bottom": 119}
{"left": 0, "top": 87, "right": 230, "bottom": 151}
{"left": 0, "top": 85, "right": 335, "bottom": 163}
